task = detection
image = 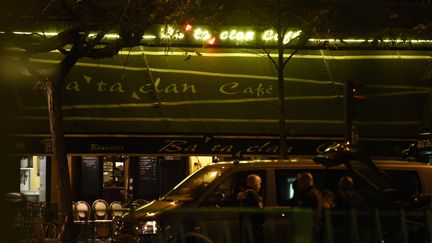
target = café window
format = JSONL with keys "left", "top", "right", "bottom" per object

{"left": 103, "top": 156, "right": 125, "bottom": 187}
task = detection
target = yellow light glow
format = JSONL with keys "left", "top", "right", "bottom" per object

{"left": 9, "top": 31, "right": 154, "bottom": 40}
{"left": 193, "top": 28, "right": 211, "bottom": 41}
{"left": 12, "top": 31, "right": 58, "bottom": 37}
{"left": 88, "top": 33, "right": 120, "bottom": 39}
{"left": 262, "top": 30, "right": 302, "bottom": 43}
{"left": 209, "top": 171, "right": 219, "bottom": 178}
{"left": 12, "top": 31, "right": 32, "bottom": 35}
{"left": 220, "top": 30, "right": 254, "bottom": 41}
{"left": 160, "top": 26, "right": 184, "bottom": 39}
{"left": 262, "top": 30, "right": 277, "bottom": 41}
{"left": 143, "top": 35, "right": 157, "bottom": 39}
{"left": 282, "top": 30, "right": 301, "bottom": 44}
{"left": 4, "top": 28, "right": 432, "bottom": 46}
{"left": 343, "top": 39, "right": 367, "bottom": 43}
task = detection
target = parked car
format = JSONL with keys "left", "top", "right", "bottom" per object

{"left": 113, "top": 151, "right": 432, "bottom": 243}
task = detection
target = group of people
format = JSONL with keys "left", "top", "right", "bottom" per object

{"left": 236, "top": 172, "right": 366, "bottom": 210}
{"left": 236, "top": 172, "right": 367, "bottom": 243}
{"left": 288, "top": 172, "right": 367, "bottom": 210}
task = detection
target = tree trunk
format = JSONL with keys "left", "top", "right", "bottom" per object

{"left": 277, "top": 28, "right": 288, "bottom": 159}
{"left": 46, "top": 76, "right": 75, "bottom": 242}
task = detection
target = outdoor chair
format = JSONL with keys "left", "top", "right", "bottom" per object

{"left": 92, "top": 199, "right": 109, "bottom": 220}
{"left": 73, "top": 201, "right": 93, "bottom": 240}
{"left": 74, "top": 201, "right": 91, "bottom": 221}
{"left": 109, "top": 201, "right": 125, "bottom": 218}
{"left": 92, "top": 199, "right": 111, "bottom": 240}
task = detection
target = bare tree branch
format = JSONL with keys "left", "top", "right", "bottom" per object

{"left": 19, "top": 52, "right": 44, "bottom": 81}
{"left": 1, "top": 27, "right": 82, "bottom": 53}
{"left": 283, "top": 48, "right": 298, "bottom": 67}
{"left": 264, "top": 48, "right": 278, "bottom": 69}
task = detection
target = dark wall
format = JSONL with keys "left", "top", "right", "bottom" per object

{"left": 79, "top": 156, "right": 103, "bottom": 203}
{"left": 159, "top": 157, "right": 189, "bottom": 196}
{"left": 0, "top": 53, "right": 21, "bottom": 242}
{"left": 132, "top": 156, "right": 188, "bottom": 201}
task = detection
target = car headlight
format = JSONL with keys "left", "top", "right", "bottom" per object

{"left": 138, "top": 220, "right": 158, "bottom": 235}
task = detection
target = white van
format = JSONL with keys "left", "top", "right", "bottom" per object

{"left": 113, "top": 156, "right": 432, "bottom": 243}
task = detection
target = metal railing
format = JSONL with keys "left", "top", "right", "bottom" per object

{"left": 7, "top": 199, "right": 60, "bottom": 243}
{"left": 7, "top": 202, "right": 432, "bottom": 243}
{"left": 120, "top": 207, "right": 432, "bottom": 243}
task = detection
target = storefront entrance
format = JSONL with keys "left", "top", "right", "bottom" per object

{"left": 19, "top": 156, "right": 49, "bottom": 203}
{"left": 73, "top": 155, "right": 189, "bottom": 204}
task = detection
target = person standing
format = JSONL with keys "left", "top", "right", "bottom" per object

{"left": 293, "top": 172, "right": 322, "bottom": 208}
{"left": 334, "top": 176, "right": 366, "bottom": 210}
{"left": 333, "top": 176, "right": 368, "bottom": 243}
{"left": 321, "top": 189, "right": 335, "bottom": 209}
{"left": 237, "top": 174, "right": 265, "bottom": 243}
{"left": 292, "top": 172, "right": 323, "bottom": 243}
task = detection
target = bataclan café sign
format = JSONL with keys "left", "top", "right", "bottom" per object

{"left": 12, "top": 136, "right": 312, "bottom": 156}
{"left": 11, "top": 135, "right": 411, "bottom": 158}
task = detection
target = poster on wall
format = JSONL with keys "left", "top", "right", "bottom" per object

{"left": 20, "top": 168, "right": 31, "bottom": 191}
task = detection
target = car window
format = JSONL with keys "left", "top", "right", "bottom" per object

{"left": 202, "top": 170, "right": 266, "bottom": 207}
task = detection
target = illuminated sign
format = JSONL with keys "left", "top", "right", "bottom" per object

{"left": 6, "top": 25, "right": 432, "bottom": 47}
{"left": 193, "top": 28, "right": 212, "bottom": 41}
{"left": 160, "top": 26, "right": 184, "bottom": 39}
{"left": 220, "top": 30, "right": 255, "bottom": 41}
{"left": 262, "top": 30, "right": 302, "bottom": 44}
{"left": 157, "top": 25, "right": 301, "bottom": 44}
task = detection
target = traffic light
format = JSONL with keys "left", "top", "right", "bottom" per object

{"left": 344, "top": 80, "right": 365, "bottom": 146}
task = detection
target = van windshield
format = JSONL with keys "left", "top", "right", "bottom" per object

{"left": 163, "top": 166, "right": 225, "bottom": 202}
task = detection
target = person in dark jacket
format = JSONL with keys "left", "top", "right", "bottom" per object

{"left": 292, "top": 172, "right": 323, "bottom": 243}
{"left": 334, "top": 176, "right": 367, "bottom": 209}
{"left": 333, "top": 176, "right": 368, "bottom": 243}
{"left": 293, "top": 172, "right": 322, "bottom": 208}
{"left": 237, "top": 174, "right": 264, "bottom": 243}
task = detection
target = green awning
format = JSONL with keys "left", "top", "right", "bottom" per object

{"left": 8, "top": 47, "right": 430, "bottom": 139}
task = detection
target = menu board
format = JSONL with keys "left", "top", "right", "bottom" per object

{"left": 135, "top": 157, "right": 159, "bottom": 199}
{"left": 138, "top": 157, "right": 158, "bottom": 180}
{"left": 81, "top": 156, "right": 101, "bottom": 198}
{"left": 82, "top": 156, "right": 98, "bottom": 169}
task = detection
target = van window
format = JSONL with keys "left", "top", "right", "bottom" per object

{"left": 383, "top": 170, "right": 430, "bottom": 207}
{"left": 203, "top": 170, "right": 266, "bottom": 207}
{"left": 275, "top": 170, "right": 297, "bottom": 206}
{"left": 164, "top": 166, "right": 224, "bottom": 202}
{"left": 275, "top": 169, "right": 375, "bottom": 206}
{"left": 276, "top": 168, "right": 425, "bottom": 208}
{"left": 384, "top": 170, "right": 422, "bottom": 196}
